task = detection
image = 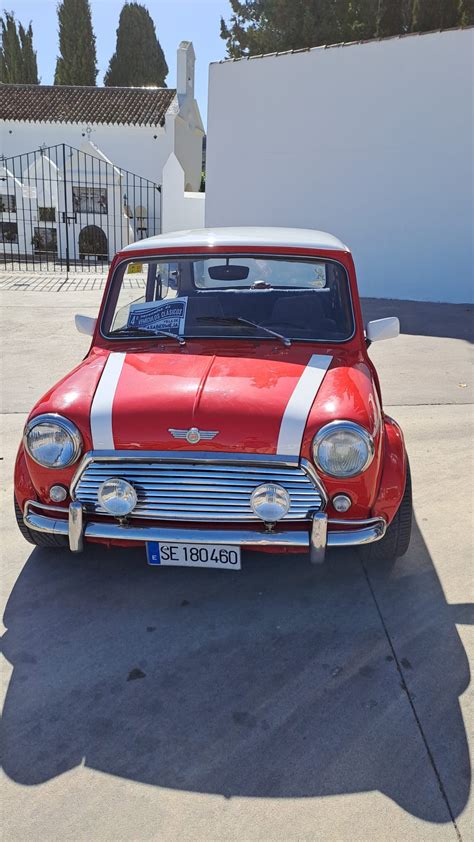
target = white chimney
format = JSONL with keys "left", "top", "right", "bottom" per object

{"left": 177, "top": 40, "right": 195, "bottom": 99}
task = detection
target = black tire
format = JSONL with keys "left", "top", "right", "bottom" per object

{"left": 360, "top": 459, "right": 412, "bottom": 563}
{"left": 14, "top": 498, "right": 69, "bottom": 548}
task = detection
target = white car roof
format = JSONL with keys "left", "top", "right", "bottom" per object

{"left": 121, "top": 226, "right": 350, "bottom": 254}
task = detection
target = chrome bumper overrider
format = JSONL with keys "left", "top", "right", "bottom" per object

{"left": 23, "top": 501, "right": 386, "bottom": 563}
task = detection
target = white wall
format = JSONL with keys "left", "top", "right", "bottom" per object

{"left": 206, "top": 29, "right": 474, "bottom": 303}
{"left": 0, "top": 120, "right": 175, "bottom": 186}
{"left": 175, "top": 113, "right": 205, "bottom": 191}
{"left": 0, "top": 103, "right": 203, "bottom": 192}
{"left": 161, "top": 153, "right": 205, "bottom": 233}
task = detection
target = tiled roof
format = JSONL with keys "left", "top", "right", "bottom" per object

{"left": 0, "top": 84, "right": 177, "bottom": 126}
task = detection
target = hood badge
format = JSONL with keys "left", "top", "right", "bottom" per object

{"left": 168, "top": 427, "right": 219, "bottom": 445}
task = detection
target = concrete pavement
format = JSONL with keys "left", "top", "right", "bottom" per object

{"left": 1, "top": 287, "right": 472, "bottom": 841}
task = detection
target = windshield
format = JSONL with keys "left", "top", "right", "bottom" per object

{"left": 102, "top": 255, "right": 354, "bottom": 343}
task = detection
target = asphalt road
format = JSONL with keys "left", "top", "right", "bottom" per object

{"left": 1, "top": 286, "right": 473, "bottom": 841}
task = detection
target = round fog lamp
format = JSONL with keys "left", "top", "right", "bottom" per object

{"left": 332, "top": 494, "right": 352, "bottom": 513}
{"left": 50, "top": 484, "right": 68, "bottom": 503}
{"left": 98, "top": 477, "right": 137, "bottom": 516}
{"left": 250, "top": 483, "right": 290, "bottom": 523}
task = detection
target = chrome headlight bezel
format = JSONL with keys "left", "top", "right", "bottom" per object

{"left": 24, "top": 413, "right": 83, "bottom": 468}
{"left": 312, "top": 420, "right": 375, "bottom": 478}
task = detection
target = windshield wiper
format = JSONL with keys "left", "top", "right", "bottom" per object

{"left": 111, "top": 326, "right": 186, "bottom": 345}
{"left": 197, "top": 316, "right": 291, "bottom": 346}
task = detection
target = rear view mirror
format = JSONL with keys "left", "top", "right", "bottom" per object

{"left": 75, "top": 314, "right": 97, "bottom": 336}
{"left": 366, "top": 317, "right": 400, "bottom": 343}
{"left": 208, "top": 264, "right": 250, "bottom": 281}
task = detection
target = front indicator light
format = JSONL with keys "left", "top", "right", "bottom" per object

{"left": 332, "top": 494, "right": 352, "bottom": 513}
{"left": 250, "top": 483, "right": 290, "bottom": 523}
{"left": 98, "top": 477, "right": 137, "bottom": 516}
{"left": 50, "top": 484, "right": 68, "bottom": 502}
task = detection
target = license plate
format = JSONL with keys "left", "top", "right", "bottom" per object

{"left": 146, "top": 541, "right": 241, "bottom": 570}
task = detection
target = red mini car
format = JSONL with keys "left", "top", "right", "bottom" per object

{"left": 14, "top": 227, "right": 412, "bottom": 569}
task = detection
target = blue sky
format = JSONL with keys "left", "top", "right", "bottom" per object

{"left": 11, "top": 0, "right": 229, "bottom": 125}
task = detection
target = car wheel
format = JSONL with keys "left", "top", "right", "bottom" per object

{"left": 360, "top": 459, "right": 412, "bottom": 563}
{"left": 14, "top": 498, "right": 69, "bottom": 548}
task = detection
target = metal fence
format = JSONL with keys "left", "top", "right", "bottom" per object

{"left": 0, "top": 143, "right": 161, "bottom": 273}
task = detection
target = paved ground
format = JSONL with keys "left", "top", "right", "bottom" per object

{"left": 0, "top": 269, "right": 138, "bottom": 293}
{"left": 1, "top": 284, "right": 473, "bottom": 841}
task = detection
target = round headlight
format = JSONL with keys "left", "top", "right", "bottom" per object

{"left": 312, "top": 421, "right": 374, "bottom": 478}
{"left": 98, "top": 477, "right": 137, "bottom": 516}
{"left": 250, "top": 483, "right": 291, "bottom": 523}
{"left": 24, "top": 414, "right": 82, "bottom": 468}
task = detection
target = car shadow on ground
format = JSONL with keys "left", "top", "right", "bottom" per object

{"left": 361, "top": 299, "right": 474, "bottom": 342}
{"left": 1, "top": 517, "right": 471, "bottom": 824}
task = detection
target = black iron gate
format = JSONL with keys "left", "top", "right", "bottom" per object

{"left": 0, "top": 143, "right": 161, "bottom": 273}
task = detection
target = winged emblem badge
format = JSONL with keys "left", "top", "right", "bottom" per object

{"left": 168, "top": 427, "right": 219, "bottom": 445}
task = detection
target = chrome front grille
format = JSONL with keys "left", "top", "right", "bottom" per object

{"left": 72, "top": 454, "right": 325, "bottom": 522}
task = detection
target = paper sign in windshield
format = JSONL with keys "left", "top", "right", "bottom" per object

{"left": 128, "top": 297, "right": 188, "bottom": 335}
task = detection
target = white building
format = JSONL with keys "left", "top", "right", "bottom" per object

{"left": 0, "top": 41, "right": 205, "bottom": 264}
{"left": 0, "top": 142, "right": 136, "bottom": 263}
{"left": 0, "top": 41, "right": 204, "bottom": 191}
{"left": 0, "top": 137, "right": 205, "bottom": 264}
{"left": 0, "top": 163, "right": 33, "bottom": 256}
{"left": 206, "top": 28, "right": 473, "bottom": 303}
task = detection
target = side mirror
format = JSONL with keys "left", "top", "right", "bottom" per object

{"left": 75, "top": 314, "right": 97, "bottom": 337}
{"left": 366, "top": 316, "right": 400, "bottom": 343}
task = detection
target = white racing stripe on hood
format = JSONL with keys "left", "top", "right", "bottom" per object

{"left": 90, "top": 352, "right": 126, "bottom": 449}
{"left": 277, "top": 354, "right": 332, "bottom": 456}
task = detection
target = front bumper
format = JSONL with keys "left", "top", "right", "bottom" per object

{"left": 23, "top": 500, "right": 386, "bottom": 564}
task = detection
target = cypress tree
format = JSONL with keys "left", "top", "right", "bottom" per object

{"left": 0, "top": 11, "right": 39, "bottom": 83}
{"left": 0, "top": 11, "right": 23, "bottom": 82}
{"left": 376, "top": 0, "right": 404, "bottom": 37}
{"left": 104, "top": 3, "right": 168, "bottom": 87}
{"left": 18, "top": 23, "right": 39, "bottom": 83}
{"left": 54, "top": 0, "right": 97, "bottom": 85}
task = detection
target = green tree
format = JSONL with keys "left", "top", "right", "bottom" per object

{"left": 18, "top": 22, "right": 39, "bottom": 83}
{"left": 0, "top": 11, "right": 22, "bottom": 82}
{"left": 346, "top": 0, "right": 378, "bottom": 40}
{"left": 104, "top": 3, "right": 168, "bottom": 86}
{"left": 0, "top": 11, "right": 39, "bottom": 83}
{"left": 220, "top": 1, "right": 266, "bottom": 58}
{"left": 54, "top": 0, "right": 97, "bottom": 85}
{"left": 458, "top": 0, "right": 474, "bottom": 25}
{"left": 220, "top": 0, "right": 353, "bottom": 57}
{"left": 376, "top": 0, "right": 404, "bottom": 36}
{"left": 411, "top": 0, "right": 460, "bottom": 31}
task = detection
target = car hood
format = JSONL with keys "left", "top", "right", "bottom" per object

{"left": 85, "top": 346, "right": 378, "bottom": 457}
